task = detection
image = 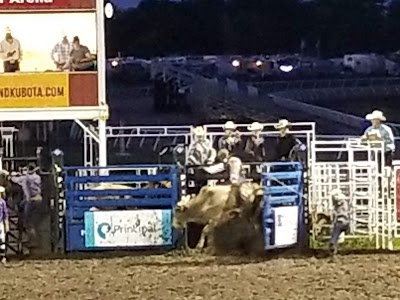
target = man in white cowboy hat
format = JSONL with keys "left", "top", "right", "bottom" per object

{"left": 0, "top": 27, "right": 22, "bottom": 73}
{"left": 362, "top": 110, "right": 395, "bottom": 166}
{"left": 274, "top": 119, "right": 305, "bottom": 161}
{"left": 217, "top": 121, "right": 242, "bottom": 157}
{"left": 329, "top": 188, "right": 350, "bottom": 256}
{"left": 0, "top": 186, "right": 9, "bottom": 264}
{"left": 244, "top": 122, "right": 265, "bottom": 162}
{"left": 187, "top": 126, "right": 216, "bottom": 166}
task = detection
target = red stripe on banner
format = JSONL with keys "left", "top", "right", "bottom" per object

{"left": 0, "top": 0, "right": 96, "bottom": 11}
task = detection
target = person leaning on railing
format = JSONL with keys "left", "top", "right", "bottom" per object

{"left": 273, "top": 119, "right": 305, "bottom": 161}
{"left": 361, "top": 110, "right": 395, "bottom": 167}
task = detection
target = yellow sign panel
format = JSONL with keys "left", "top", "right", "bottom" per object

{"left": 0, "top": 73, "right": 69, "bottom": 108}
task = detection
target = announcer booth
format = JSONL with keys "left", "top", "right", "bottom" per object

{"left": 0, "top": 0, "right": 109, "bottom": 255}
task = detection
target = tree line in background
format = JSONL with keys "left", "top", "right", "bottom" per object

{"left": 105, "top": 0, "right": 400, "bottom": 58}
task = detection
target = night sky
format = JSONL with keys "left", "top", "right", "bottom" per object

{"left": 113, "top": 0, "right": 141, "bottom": 8}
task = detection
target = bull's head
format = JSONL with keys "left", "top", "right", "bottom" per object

{"left": 172, "top": 194, "right": 193, "bottom": 229}
{"left": 239, "top": 182, "right": 264, "bottom": 203}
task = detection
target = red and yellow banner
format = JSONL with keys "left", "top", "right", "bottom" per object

{"left": 0, "top": 0, "right": 95, "bottom": 11}
{"left": 0, "top": 73, "right": 69, "bottom": 108}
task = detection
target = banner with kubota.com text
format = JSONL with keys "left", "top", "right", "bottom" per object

{"left": 0, "top": 73, "right": 69, "bottom": 108}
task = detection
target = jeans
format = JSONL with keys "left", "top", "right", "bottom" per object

{"left": 329, "top": 221, "right": 349, "bottom": 254}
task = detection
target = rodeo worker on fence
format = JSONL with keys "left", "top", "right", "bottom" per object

{"left": 0, "top": 186, "right": 9, "bottom": 265}
{"left": 187, "top": 126, "right": 216, "bottom": 166}
{"left": 329, "top": 188, "right": 350, "bottom": 256}
{"left": 244, "top": 122, "right": 265, "bottom": 162}
{"left": 218, "top": 121, "right": 243, "bottom": 157}
{"left": 274, "top": 119, "right": 306, "bottom": 161}
{"left": 361, "top": 110, "right": 395, "bottom": 166}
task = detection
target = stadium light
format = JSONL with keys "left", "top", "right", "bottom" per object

{"left": 255, "top": 60, "right": 263, "bottom": 67}
{"left": 279, "top": 65, "right": 294, "bottom": 73}
{"left": 111, "top": 60, "right": 118, "bottom": 67}
{"left": 105, "top": 2, "right": 114, "bottom": 19}
{"left": 232, "top": 59, "right": 240, "bottom": 68}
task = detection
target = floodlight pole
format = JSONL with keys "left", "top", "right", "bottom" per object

{"left": 96, "top": 0, "right": 108, "bottom": 168}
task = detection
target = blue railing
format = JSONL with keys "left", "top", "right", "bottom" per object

{"left": 64, "top": 164, "right": 180, "bottom": 252}
{"left": 261, "top": 162, "right": 305, "bottom": 250}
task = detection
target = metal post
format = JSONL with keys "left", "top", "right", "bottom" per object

{"left": 96, "top": 0, "right": 108, "bottom": 168}
{"left": 98, "top": 119, "right": 107, "bottom": 167}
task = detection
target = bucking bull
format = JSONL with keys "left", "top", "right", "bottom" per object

{"left": 173, "top": 181, "right": 265, "bottom": 255}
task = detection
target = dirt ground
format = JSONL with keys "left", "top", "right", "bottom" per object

{"left": 1, "top": 252, "right": 400, "bottom": 300}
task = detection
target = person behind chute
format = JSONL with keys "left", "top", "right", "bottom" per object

{"left": 187, "top": 126, "right": 216, "bottom": 166}
{"left": 361, "top": 110, "right": 395, "bottom": 167}
{"left": 244, "top": 122, "right": 265, "bottom": 162}
{"left": 217, "top": 121, "right": 243, "bottom": 157}
{"left": 274, "top": 119, "right": 305, "bottom": 161}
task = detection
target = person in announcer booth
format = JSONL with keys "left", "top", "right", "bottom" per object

{"left": 0, "top": 27, "right": 22, "bottom": 73}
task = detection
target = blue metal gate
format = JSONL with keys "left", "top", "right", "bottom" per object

{"left": 261, "top": 162, "right": 305, "bottom": 250}
{"left": 64, "top": 165, "right": 180, "bottom": 252}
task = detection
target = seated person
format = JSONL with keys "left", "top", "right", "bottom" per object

{"left": 217, "top": 121, "right": 243, "bottom": 157}
{"left": 187, "top": 126, "right": 216, "bottom": 166}
{"left": 244, "top": 122, "right": 265, "bottom": 162}
{"left": 274, "top": 119, "right": 305, "bottom": 161}
{"left": 64, "top": 36, "right": 94, "bottom": 71}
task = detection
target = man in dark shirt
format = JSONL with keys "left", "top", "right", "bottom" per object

{"left": 244, "top": 122, "right": 265, "bottom": 162}
{"left": 274, "top": 119, "right": 305, "bottom": 161}
{"left": 217, "top": 121, "right": 243, "bottom": 157}
{"left": 64, "top": 36, "right": 94, "bottom": 71}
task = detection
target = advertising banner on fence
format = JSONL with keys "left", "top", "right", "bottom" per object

{"left": 84, "top": 210, "right": 173, "bottom": 248}
{"left": 0, "top": 0, "right": 96, "bottom": 11}
{"left": 0, "top": 73, "right": 69, "bottom": 107}
{"left": 274, "top": 206, "right": 299, "bottom": 247}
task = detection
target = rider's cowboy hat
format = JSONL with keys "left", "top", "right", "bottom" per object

{"left": 366, "top": 110, "right": 386, "bottom": 121}
{"left": 247, "top": 122, "right": 263, "bottom": 131}
{"left": 274, "top": 119, "right": 291, "bottom": 129}
{"left": 223, "top": 121, "right": 236, "bottom": 130}
{"left": 0, "top": 186, "right": 5, "bottom": 193}
{"left": 193, "top": 126, "right": 206, "bottom": 137}
{"left": 5, "top": 27, "right": 11, "bottom": 34}
{"left": 330, "top": 188, "right": 347, "bottom": 201}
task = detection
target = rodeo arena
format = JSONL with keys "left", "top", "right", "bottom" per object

{"left": 3, "top": 1, "right": 400, "bottom": 300}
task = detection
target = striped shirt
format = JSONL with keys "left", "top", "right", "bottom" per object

{"left": 0, "top": 199, "right": 8, "bottom": 223}
{"left": 364, "top": 124, "right": 395, "bottom": 153}
{"left": 187, "top": 140, "right": 215, "bottom": 165}
{"left": 51, "top": 41, "right": 73, "bottom": 64}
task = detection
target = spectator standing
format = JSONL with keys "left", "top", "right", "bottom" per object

{"left": 0, "top": 186, "right": 9, "bottom": 265}
{"left": 217, "top": 121, "right": 243, "bottom": 157}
